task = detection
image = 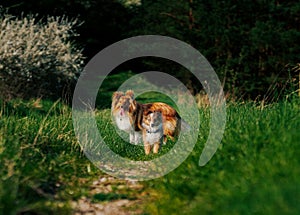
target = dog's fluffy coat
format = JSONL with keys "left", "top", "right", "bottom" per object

{"left": 111, "top": 90, "right": 184, "bottom": 153}
{"left": 142, "top": 111, "right": 164, "bottom": 154}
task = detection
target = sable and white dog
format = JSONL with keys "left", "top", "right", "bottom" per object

{"left": 111, "top": 90, "right": 142, "bottom": 144}
{"left": 111, "top": 90, "right": 189, "bottom": 147}
{"left": 141, "top": 111, "right": 164, "bottom": 154}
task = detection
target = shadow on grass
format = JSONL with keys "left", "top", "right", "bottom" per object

{"left": 92, "top": 193, "right": 130, "bottom": 202}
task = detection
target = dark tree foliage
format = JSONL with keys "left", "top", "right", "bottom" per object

{"left": 128, "top": 0, "right": 300, "bottom": 98}
{"left": 2, "top": 0, "right": 299, "bottom": 99}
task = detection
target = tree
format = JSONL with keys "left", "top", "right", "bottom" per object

{"left": 1, "top": 0, "right": 132, "bottom": 59}
{"left": 127, "top": 0, "right": 300, "bottom": 98}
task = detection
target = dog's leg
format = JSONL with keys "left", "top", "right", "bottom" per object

{"left": 129, "top": 131, "right": 135, "bottom": 144}
{"left": 153, "top": 142, "right": 160, "bottom": 154}
{"left": 144, "top": 142, "right": 151, "bottom": 155}
{"left": 163, "top": 135, "right": 167, "bottom": 145}
{"left": 134, "top": 131, "right": 141, "bottom": 144}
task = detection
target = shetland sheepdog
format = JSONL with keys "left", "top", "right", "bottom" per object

{"left": 141, "top": 111, "right": 164, "bottom": 154}
{"left": 111, "top": 90, "right": 188, "bottom": 146}
{"left": 111, "top": 90, "right": 142, "bottom": 144}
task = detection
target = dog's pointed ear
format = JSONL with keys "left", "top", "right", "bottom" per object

{"left": 112, "top": 91, "right": 124, "bottom": 101}
{"left": 112, "top": 91, "right": 124, "bottom": 108}
{"left": 129, "top": 99, "right": 137, "bottom": 113}
{"left": 125, "top": 90, "right": 134, "bottom": 99}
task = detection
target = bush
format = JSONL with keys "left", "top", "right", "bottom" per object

{"left": 0, "top": 13, "right": 84, "bottom": 100}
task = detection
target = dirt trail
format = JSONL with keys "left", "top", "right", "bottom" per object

{"left": 71, "top": 176, "right": 147, "bottom": 215}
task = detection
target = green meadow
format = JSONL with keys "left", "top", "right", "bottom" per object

{"left": 1, "top": 1, "right": 300, "bottom": 214}
{"left": 0, "top": 73, "right": 299, "bottom": 214}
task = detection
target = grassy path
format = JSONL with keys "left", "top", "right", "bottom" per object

{"left": 1, "top": 98, "right": 299, "bottom": 214}
{"left": 71, "top": 176, "right": 145, "bottom": 215}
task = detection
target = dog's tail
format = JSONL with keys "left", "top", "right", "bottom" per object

{"left": 180, "top": 119, "right": 191, "bottom": 132}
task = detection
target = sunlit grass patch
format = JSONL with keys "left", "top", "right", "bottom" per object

{"left": 144, "top": 99, "right": 300, "bottom": 215}
{"left": 1, "top": 95, "right": 299, "bottom": 214}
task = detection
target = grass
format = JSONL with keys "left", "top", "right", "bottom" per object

{"left": 144, "top": 100, "right": 300, "bottom": 215}
{"left": 96, "top": 71, "right": 178, "bottom": 109}
{"left": 0, "top": 72, "right": 299, "bottom": 214}
{"left": 0, "top": 99, "right": 103, "bottom": 214}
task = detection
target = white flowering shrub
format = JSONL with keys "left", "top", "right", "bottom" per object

{"left": 0, "top": 14, "right": 84, "bottom": 99}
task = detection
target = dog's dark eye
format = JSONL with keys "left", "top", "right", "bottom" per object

{"left": 121, "top": 105, "right": 123, "bottom": 108}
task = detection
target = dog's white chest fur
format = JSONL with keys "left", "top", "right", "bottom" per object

{"left": 144, "top": 131, "right": 162, "bottom": 144}
{"left": 113, "top": 114, "right": 142, "bottom": 145}
{"left": 115, "top": 115, "right": 132, "bottom": 132}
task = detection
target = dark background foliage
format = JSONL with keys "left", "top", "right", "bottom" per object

{"left": 1, "top": 0, "right": 300, "bottom": 100}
